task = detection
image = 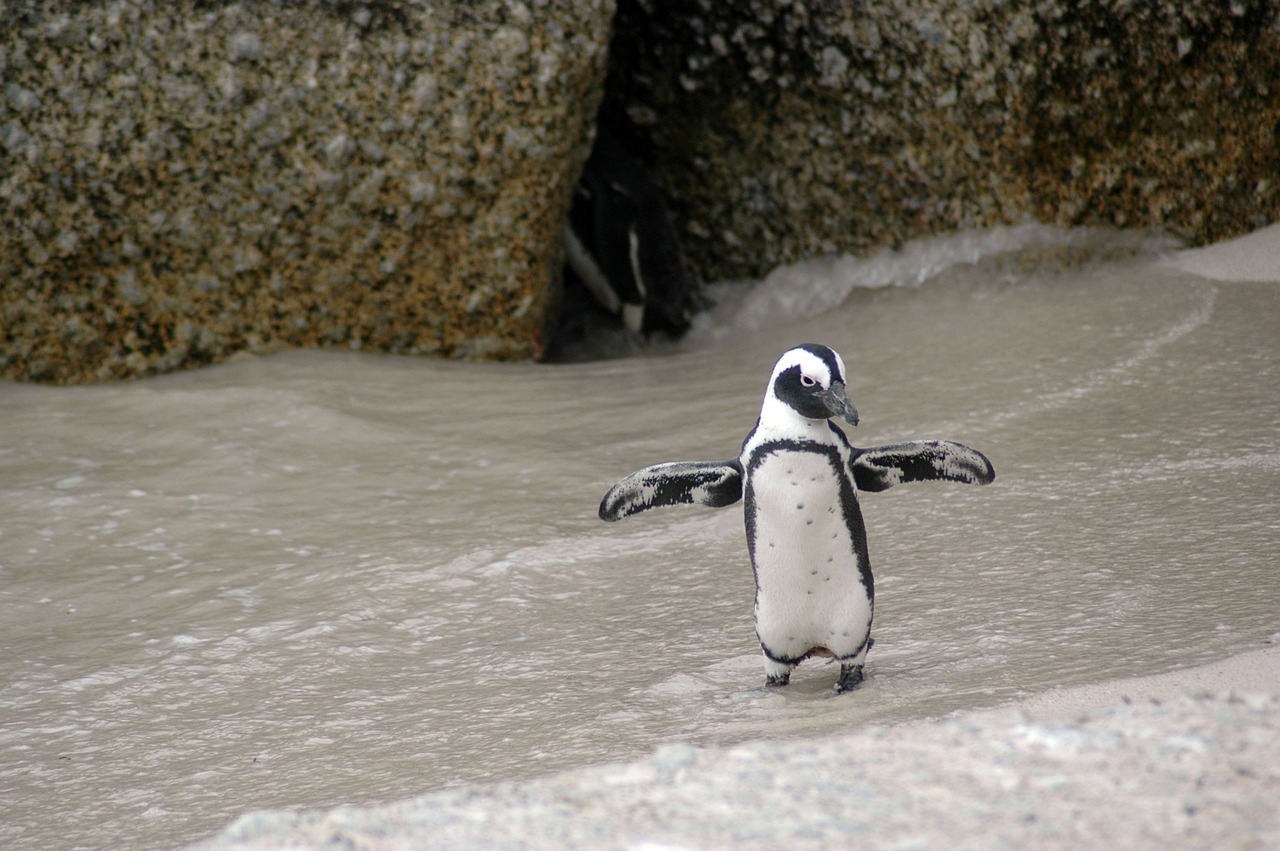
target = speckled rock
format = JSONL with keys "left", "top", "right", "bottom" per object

{"left": 0, "top": 0, "right": 612, "bottom": 383}
{"left": 600, "top": 0, "right": 1280, "bottom": 281}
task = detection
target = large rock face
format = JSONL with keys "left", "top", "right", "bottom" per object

{"left": 5, "top": 0, "right": 1278, "bottom": 382}
{"left": 600, "top": 0, "right": 1280, "bottom": 282}
{"left": 1, "top": 0, "right": 611, "bottom": 383}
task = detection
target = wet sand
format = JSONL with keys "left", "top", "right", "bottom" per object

{"left": 193, "top": 644, "right": 1280, "bottom": 849}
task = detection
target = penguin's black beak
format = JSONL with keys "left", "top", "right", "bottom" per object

{"left": 822, "top": 381, "right": 859, "bottom": 427}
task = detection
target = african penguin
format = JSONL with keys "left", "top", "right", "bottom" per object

{"left": 562, "top": 130, "right": 699, "bottom": 338}
{"left": 599, "top": 343, "right": 995, "bottom": 693}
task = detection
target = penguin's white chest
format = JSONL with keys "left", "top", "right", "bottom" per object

{"left": 747, "top": 449, "right": 871, "bottom": 660}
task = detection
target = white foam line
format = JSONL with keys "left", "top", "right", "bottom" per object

{"left": 991, "top": 286, "right": 1218, "bottom": 425}
{"left": 727, "top": 224, "right": 1162, "bottom": 333}
{"left": 417, "top": 513, "right": 740, "bottom": 582}
{"left": 1101, "top": 450, "right": 1280, "bottom": 486}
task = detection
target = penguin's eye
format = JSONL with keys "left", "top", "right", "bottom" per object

{"left": 800, "top": 374, "right": 817, "bottom": 388}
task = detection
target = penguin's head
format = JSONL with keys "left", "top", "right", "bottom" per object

{"left": 767, "top": 344, "right": 860, "bottom": 426}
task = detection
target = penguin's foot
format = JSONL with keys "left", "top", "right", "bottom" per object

{"left": 835, "top": 664, "right": 865, "bottom": 694}
{"left": 762, "top": 652, "right": 795, "bottom": 687}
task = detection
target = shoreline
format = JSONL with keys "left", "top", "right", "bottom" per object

{"left": 194, "top": 644, "right": 1280, "bottom": 849}
{"left": 1013, "top": 642, "right": 1280, "bottom": 720}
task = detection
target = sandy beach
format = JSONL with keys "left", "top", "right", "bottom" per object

{"left": 192, "top": 643, "right": 1280, "bottom": 850}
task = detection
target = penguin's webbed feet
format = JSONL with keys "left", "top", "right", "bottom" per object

{"left": 764, "top": 672, "right": 791, "bottom": 688}
{"left": 835, "top": 663, "right": 865, "bottom": 694}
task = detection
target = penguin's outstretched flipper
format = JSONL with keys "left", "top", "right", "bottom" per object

{"left": 599, "top": 460, "right": 744, "bottom": 521}
{"left": 850, "top": 441, "right": 995, "bottom": 492}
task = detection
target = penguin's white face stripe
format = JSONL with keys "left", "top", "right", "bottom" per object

{"left": 772, "top": 345, "right": 847, "bottom": 388}
{"left": 769, "top": 349, "right": 837, "bottom": 394}
{"left": 831, "top": 349, "right": 847, "bottom": 385}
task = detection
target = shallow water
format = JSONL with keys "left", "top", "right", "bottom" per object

{"left": 2, "top": 227, "right": 1278, "bottom": 850}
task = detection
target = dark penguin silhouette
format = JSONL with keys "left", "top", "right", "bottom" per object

{"left": 599, "top": 344, "right": 995, "bottom": 693}
{"left": 561, "top": 130, "right": 699, "bottom": 339}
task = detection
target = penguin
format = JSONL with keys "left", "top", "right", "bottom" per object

{"left": 599, "top": 343, "right": 995, "bottom": 693}
{"left": 561, "top": 129, "right": 700, "bottom": 339}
